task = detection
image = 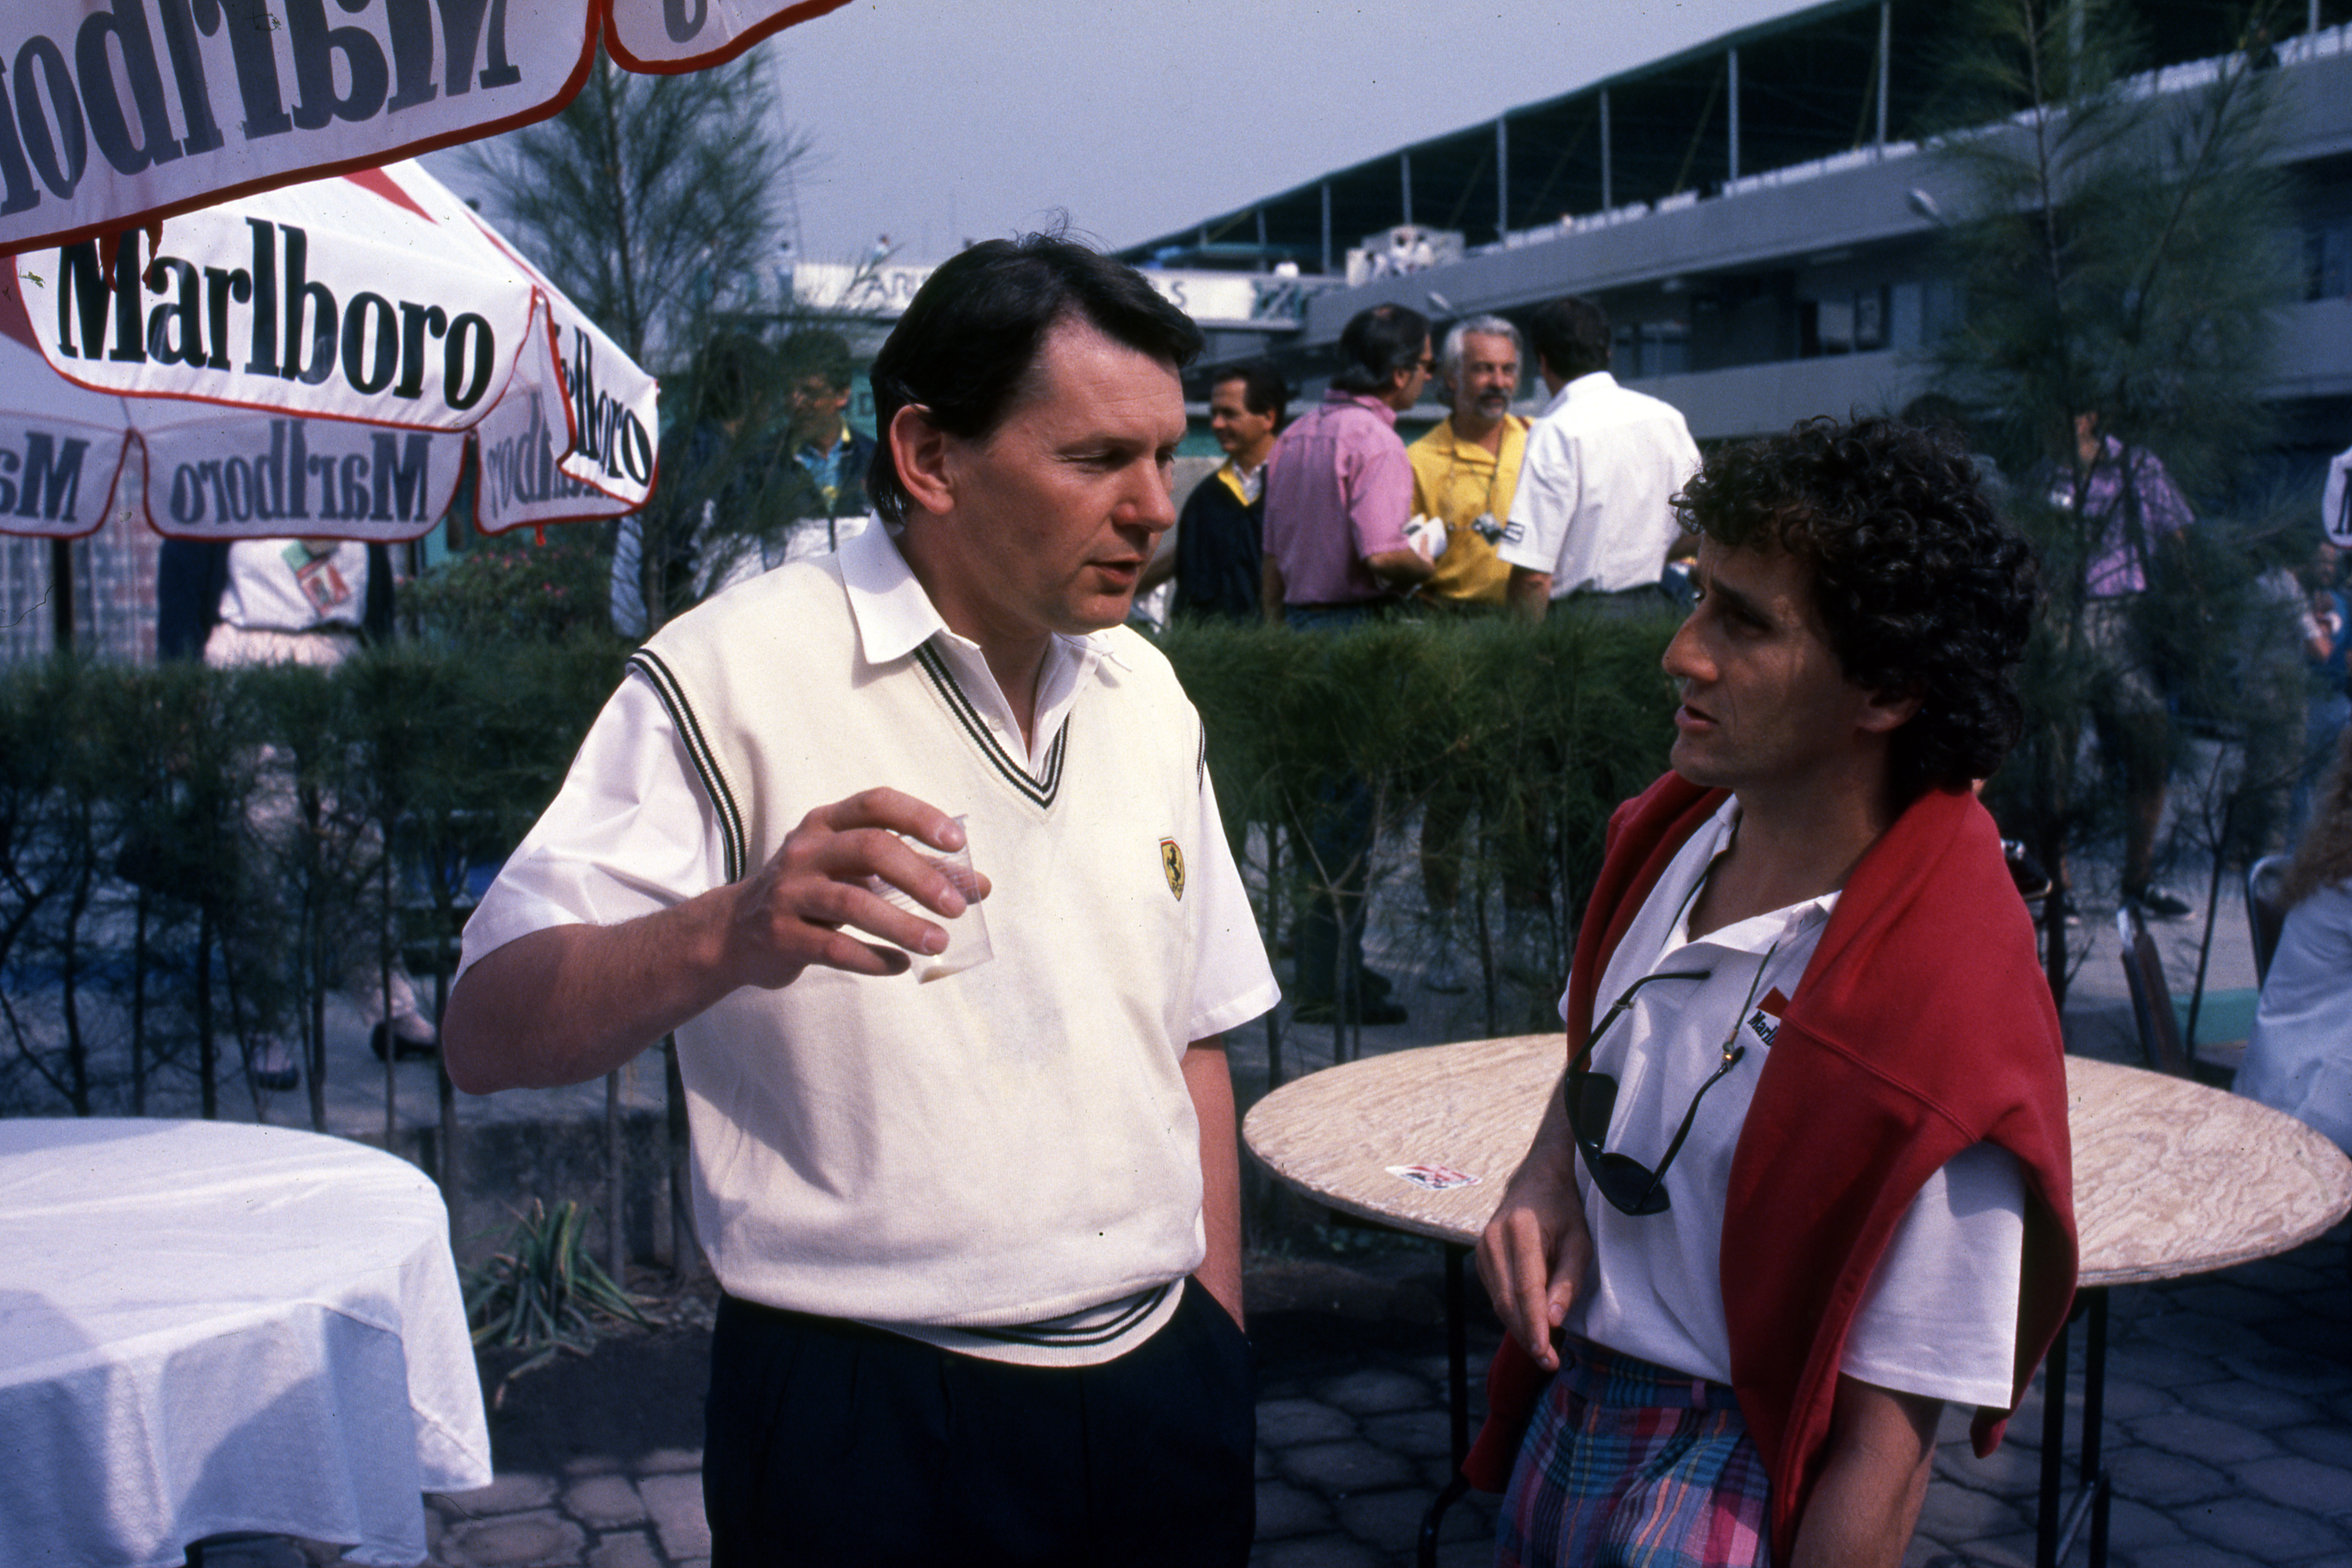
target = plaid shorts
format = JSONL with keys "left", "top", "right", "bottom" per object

{"left": 1495, "top": 1339, "right": 1772, "bottom": 1568}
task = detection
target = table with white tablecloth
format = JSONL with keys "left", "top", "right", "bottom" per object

{"left": 0, "top": 1118, "right": 493, "bottom": 1568}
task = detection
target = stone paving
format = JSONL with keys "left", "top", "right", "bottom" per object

{"left": 421, "top": 1460, "right": 712, "bottom": 1568}
{"left": 1906, "top": 1225, "right": 2352, "bottom": 1568}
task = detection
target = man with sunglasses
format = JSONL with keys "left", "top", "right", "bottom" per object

{"left": 1261, "top": 302, "right": 1436, "bottom": 1025}
{"left": 1468, "top": 417, "right": 2077, "bottom": 1568}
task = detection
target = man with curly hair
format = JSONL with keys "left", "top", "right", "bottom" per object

{"left": 1467, "top": 416, "right": 2078, "bottom": 1567}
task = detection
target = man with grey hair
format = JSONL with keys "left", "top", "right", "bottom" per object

{"left": 1408, "top": 317, "right": 1530, "bottom": 987}
{"left": 1409, "top": 315, "right": 1529, "bottom": 611}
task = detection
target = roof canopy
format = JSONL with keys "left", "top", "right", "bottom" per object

{"left": 1116, "top": 0, "right": 2315, "bottom": 270}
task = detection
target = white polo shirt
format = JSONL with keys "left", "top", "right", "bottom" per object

{"left": 1564, "top": 800, "right": 2027, "bottom": 1408}
{"left": 1497, "top": 371, "right": 1701, "bottom": 597}
{"left": 219, "top": 537, "right": 370, "bottom": 631}
{"left": 462, "top": 524, "right": 1279, "bottom": 1364}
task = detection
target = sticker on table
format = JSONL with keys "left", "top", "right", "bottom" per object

{"left": 1387, "top": 1163, "right": 1481, "bottom": 1192}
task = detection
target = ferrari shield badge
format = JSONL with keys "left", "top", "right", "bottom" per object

{"left": 1160, "top": 838, "right": 1186, "bottom": 900}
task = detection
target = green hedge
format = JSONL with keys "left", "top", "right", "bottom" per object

{"left": 1164, "top": 611, "right": 1680, "bottom": 1054}
{"left": 0, "top": 638, "right": 626, "bottom": 1122}
{"left": 0, "top": 613, "right": 1681, "bottom": 1117}
{"left": 1163, "top": 612, "right": 1679, "bottom": 896}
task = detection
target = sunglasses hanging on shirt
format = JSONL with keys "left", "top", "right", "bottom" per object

{"left": 1564, "top": 940, "right": 1780, "bottom": 1216}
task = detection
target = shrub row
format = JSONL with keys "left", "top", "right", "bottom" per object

{"left": 0, "top": 612, "right": 1683, "bottom": 1118}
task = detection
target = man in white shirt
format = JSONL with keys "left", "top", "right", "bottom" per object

{"left": 2325, "top": 440, "right": 2352, "bottom": 549}
{"left": 1497, "top": 295, "right": 1700, "bottom": 621}
{"left": 1471, "top": 417, "right": 2076, "bottom": 1568}
{"left": 445, "top": 237, "right": 1276, "bottom": 1565}
{"left": 155, "top": 536, "right": 440, "bottom": 1086}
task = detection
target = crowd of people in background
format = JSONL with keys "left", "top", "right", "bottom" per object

{"left": 1223, "top": 293, "right": 1709, "bottom": 1025}
{"left": 552, "top": 270, "right": 2352, "bottom": 1161}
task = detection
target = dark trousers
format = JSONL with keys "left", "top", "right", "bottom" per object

{"left": 1283, "top": 600, "right": 1386, "bottom": 1005}
{"left": 1295, "top": 768, "right": 1376, "bottom": 1004}
{"left": 704, "top": 1281, "right": 1255, "bottom": 1567}
{"left": 1564, "top": 579, "right": 1683, "bottom": 620}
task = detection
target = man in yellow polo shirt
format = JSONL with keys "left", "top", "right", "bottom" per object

{"left": 1407, "top": 317, "right": 1529, "bottom": 987}
{"left": 1408, "top": 316, "right": 1529, "bottom": 611}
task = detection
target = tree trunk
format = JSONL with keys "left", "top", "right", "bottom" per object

{"left": 197, "top": 906, "right": 217, "bottom": 1120}
{"left": 606, "top": 1069, "right": 626, "bottom": 1284}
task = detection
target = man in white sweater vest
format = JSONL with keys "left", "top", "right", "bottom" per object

{"left": 445, "top": 237, "right": 1277, "bottom": 1565}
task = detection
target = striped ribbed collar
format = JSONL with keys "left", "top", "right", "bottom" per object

{"left": 837, "top": 522, "right": 1128, "bottom": 777}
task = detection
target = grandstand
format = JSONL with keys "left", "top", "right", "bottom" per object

{"left": 1113, "top": 0, "right": 2352, "bottom": 454}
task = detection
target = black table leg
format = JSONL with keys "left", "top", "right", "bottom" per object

{"left": 1446, "top": 1243, "right": 1470, "bottom": 1465}
{"left": 1419, "top": 1243, "right": 1473, "bottom": 1568}
{"left": 2036, "top": 1303, "right": 2071, "bottom": 1568}
{"left": 2085, "top": 1289, "right": 2111, "bottom": 1567}
{"left": 2034, "top": 1287, "right": 2114, "bottom": 1568}
{"left": 1419, "top": 1474, "right": 1471, "bottom": 1568}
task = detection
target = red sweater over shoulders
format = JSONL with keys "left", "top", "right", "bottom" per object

{"left": 1464, "top": 773, "right": 2077, "bottom": 1562}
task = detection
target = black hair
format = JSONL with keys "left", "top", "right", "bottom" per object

{"left": 1329, "top": 303, "right": 1431, "bottom": 396}
{"left": 778, "top": 328, "right": 856, "bottom": 392}
{"left": 693, "top": 332, "right": 768, "bottom": 425}
{"left": 1526, "top": 296, "right": 1611, "bottom": 382}
{"left": 866, "top": 234, "right": 1204, "bottom": 526}
{"left": 1674, "top": 415, "right": 2043, "bottom": 803}
{"left": 1213, "top": 358, "right": 1291, "bottom": 429}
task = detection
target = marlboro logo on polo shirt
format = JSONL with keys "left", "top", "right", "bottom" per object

{"left": 1746, "top": 987, "right": 1791, "bottom": 1049}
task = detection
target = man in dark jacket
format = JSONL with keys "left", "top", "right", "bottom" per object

{"left": 1167, "top": 359, "right": 1286, "bottom": 623}
{"left": 776, "top": 328, "right": 880, "bottom": 548}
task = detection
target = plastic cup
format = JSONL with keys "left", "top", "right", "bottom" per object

{"left": 865, "top": 815, "right": 992, "bottom": 981}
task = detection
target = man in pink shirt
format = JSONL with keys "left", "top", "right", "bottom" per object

{"left": 1260, "top": 304, "right": 1434, "bottom": 625}
{"left": 1259, "top": 304, "right": 1434, "bottom": 1025}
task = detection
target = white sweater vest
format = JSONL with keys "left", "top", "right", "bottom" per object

{"left": 632, "top": 553, "right": 1219, "bottom": 1344}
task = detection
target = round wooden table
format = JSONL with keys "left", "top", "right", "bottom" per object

{"left": 1246, "top": 1037, "right": 2352, "bottom": 1273}
{"left": 1244, "top": 1039, "right": 2352, "bottom": 1568}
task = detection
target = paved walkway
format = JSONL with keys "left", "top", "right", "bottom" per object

{"left": 1239, "top": 1225, "right": 2352, "bottom": 1568}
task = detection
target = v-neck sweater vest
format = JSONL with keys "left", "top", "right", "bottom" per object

{"left": 630, "top": 553, "right": 1222, "bottom": 1352}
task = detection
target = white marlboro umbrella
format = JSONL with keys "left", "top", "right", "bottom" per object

{"left": 0, "top": 156, "right": 655, "bottom": 541}
{"left": 0, "top": 0, "right": 852, "bottom": 258}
